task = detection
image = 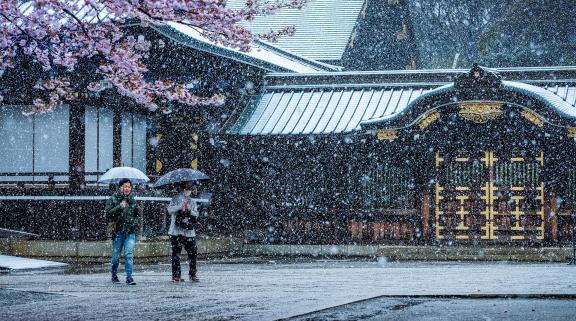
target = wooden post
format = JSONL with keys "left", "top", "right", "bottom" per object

{"left": 112, "top": 110, "right": 122, "bottom": 167}
{"left": 548, "top": 190, "right": 558, "bottom": 243}
{"left": 69, "top": 103, "right": 85, "bottom": 189}
{"left": 139, "top": 203, "right": 144, "bottom": 239}
{"left": 421, "top": 186, "right": 430, "bottom": 241}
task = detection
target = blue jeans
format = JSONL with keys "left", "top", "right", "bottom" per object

{"left": 111, "top": 233, "right": 136, "bottom": 280}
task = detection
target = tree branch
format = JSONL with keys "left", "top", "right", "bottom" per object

{"left": 0, "top": 12, "right": 37, "bottom": 42}
{"left": 136, "top": 6, "right": 173, "bottom": 23}
{"left": 61, "top": 8, "right": 90, "bottom": 36}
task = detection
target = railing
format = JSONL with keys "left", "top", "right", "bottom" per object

{"left": 0, "top": 171, "right": 107, "bottom": 183}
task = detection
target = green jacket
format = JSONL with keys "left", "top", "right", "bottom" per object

{"left": 105, "top": 192, "right": 140, "bottom": 234}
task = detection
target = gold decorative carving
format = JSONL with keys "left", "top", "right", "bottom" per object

{"left": 418, "top": 111, "right": 440, "bottom": 130}
{"left": 459, "top": 102, "right": 502, "bottom": 124}
{"left": 521, "top": 109, "right": 544, "bottom": 127}
{"left": 376, "top": 129, "right": 398, "bottom": 140}
{"left": 567, "top": 127, "right": 576, "bottom": 138}
{"left": 435, "top": 151, "right": 444, "bottom": 168}
{"left": 155, "top": 159, "right": 163, "bottom": 174}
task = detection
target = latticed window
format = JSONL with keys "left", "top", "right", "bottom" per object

{"left": 495, "top": 162, "right": 542, "bottom": 186}
{"left": 566, "top": 168, "right": 576, "bottom": 206}
{"left": 443, "top": 161, "right": 484, "bottom": 186}
{"left": 360, "top": 164, "right": 415, "bottom": 209}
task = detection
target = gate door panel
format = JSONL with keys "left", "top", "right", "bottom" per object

{"left": 435, "top": 150, "right": 544, "bottom": 241}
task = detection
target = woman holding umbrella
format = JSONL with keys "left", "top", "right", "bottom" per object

{"left": 155, "top": 168, "right": 209, "bottom": 283}
{"left": 167, "top": 181, "right": 201, "bottom": 283}
{"left": 154, "top": 168, "right": 208, "bottom": 283}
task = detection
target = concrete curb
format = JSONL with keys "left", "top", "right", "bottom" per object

{"left": 0, "top": 236, "right": 244, "bottom": 264}
{"left": 2, "top": 240, "right": 575, "bottom": 263}
{"left": 242, "top": 244, "right": 576, "bottom": 262}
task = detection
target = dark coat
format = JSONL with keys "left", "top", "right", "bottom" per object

{"left": 105, "top": 192, "right": 140, "bottom": 234}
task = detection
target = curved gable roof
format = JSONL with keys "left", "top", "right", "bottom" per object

{"left": 227, "top": 67, "right": 576, "bottom": 135}
{"left": 502, "top": 81, "right": 576, "bottom": 119}
{"left": 362, "top": 80, "right": 576, "bottom": 130}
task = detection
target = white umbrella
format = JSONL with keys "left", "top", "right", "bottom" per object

{"left": 97, "top": 167, "right": 150, "bottom": 185}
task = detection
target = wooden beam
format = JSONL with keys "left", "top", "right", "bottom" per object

{"left": 421, "top": 185, "right": 430, "bottom": 240}
{"left": 68, "top": 103, "right": 86, "bottom": 189}
{"left": 547, "top": 190, "right": 558, "bottom": 243}
{"left": 112, "top": 109, "right": 122, "bottom": 167}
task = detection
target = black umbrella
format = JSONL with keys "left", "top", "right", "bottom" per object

{"left": 153, "top": 168, "right": 209, "bottom": 188}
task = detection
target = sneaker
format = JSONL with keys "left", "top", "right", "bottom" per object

{"left": 172, "top": 277, "right": 185, "bottom": 283}
{"left": 112, "top": 276, "right": 121, "bottom": 284}
{"left": 126, "top": 278, "right": 136, "bottom": 285}
{"left": 189, "top": 275, "right": 200, "bottom": 282}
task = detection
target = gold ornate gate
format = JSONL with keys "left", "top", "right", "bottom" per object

{"left": 435, "top": 150, "right": 545, "bottom": 241}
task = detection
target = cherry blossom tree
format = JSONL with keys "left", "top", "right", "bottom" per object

{"left": 0, "top": 0, "right": 304, "bottom": 114}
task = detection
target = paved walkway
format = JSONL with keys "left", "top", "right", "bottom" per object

{"left": 1, "top": 260, "right": 576, "bottom": 320}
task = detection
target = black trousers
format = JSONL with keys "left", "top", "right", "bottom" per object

{"left": 170, "top": 235, "right": 197, "bottom": 278}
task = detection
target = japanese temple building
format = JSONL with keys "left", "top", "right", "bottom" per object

{"left": 213, "top": 65, "right": 576, "bottom": 245}
{"left": 2, "top": 2, "right": 576, "bottom": 245}
{"left": 0, "top": 20, "right": 332, "bottom": 240}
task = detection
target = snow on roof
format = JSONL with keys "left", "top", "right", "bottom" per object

{"left": 502, "top": 81, "right": 576, "bottom": 119}
{"left": 228, "top": 68, "right": 576, "bottom": 135}
{"left": 17, "top": 0, "right": 112, "bottom": 24}
{"left": 226, "top": 0, "right": 366, "bottom": 61}
{"left": 229, "top": 85, "right": 437, "bottom": 135}
{"left": 159, "top": 22, "right": 335, "bottom": 73}
{"left": 16, "top": 1, "right": 334, "bottom": 73}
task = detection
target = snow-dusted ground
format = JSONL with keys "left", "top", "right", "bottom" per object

{"left": 0, "top": 255, "right": 68, "bottom": 271}
{"left": 1, "top": 260, "right": 576, "bottom": 320}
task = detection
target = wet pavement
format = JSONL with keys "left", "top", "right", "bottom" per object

{"left": 285, "top": 296, "right": 576, "bottom": 321}
{"left": 1, "top": 259, "right": 576, "bottom": 320}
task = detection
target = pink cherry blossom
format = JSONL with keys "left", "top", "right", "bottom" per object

{"left": 0, "top": 0, "right": 304, "bottom": 113}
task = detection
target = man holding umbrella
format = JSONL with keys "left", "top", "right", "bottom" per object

{"left": 167, "top": 181, "right": 201, "bottom": 283}
{"left": 106, "top": 178, "right": 140, "bottom": 285}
